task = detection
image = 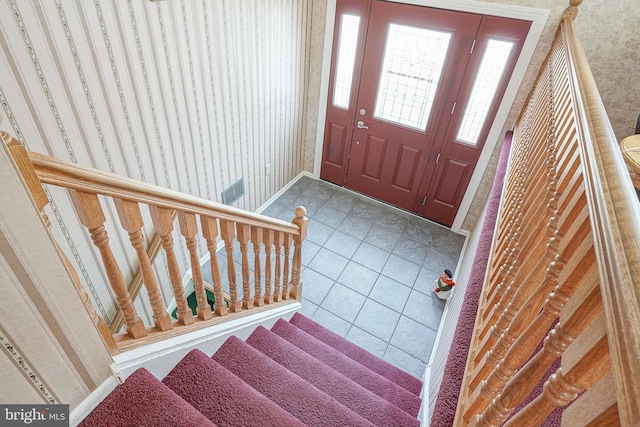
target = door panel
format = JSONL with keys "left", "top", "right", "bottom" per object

{"left": 345, "top": 1, "right": 481, "bottom": 211}
{"left": 325, "top": 123, "right": 349, "bottom": 167}
{"left": 320, "top": 0, "right": 370, "bottom": 185}
{"left": 392, "top": 145, "right": 420, "bottom": 191}
{"left": 421, "top": 15, "right": 531, "bottom": 226}
{"left": 361, "top": 136, "right": 387, "bottom": 181}
{"left": 432, "top": 158, "right": 470, "bottom": 207}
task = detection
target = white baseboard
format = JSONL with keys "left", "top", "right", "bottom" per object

{"left": 69, "top": 376, "right": 120, "bottom": 427}
{"left": 255, "top": 171, "right": 313, "bottom": 215}
{"left": 420, "top": 367, "right": 431, "bottom": 426}
{"left": 173, "top": 171, "right": 312, "bottom": 312}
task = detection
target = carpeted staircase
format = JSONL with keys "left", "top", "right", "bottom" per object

{"left": 79, "top": 313, "right": 423, "bottom": 426}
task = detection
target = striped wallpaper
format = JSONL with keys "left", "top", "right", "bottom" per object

{"left": 0, "top": 0, "right": 309, "bottom": 326}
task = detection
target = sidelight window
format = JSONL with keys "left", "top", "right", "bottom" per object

{"left": 456, "top": 38, "right": 514, "bottom": 145}
{"left": 332, "top": 14, "right": 361, "bottom": 110}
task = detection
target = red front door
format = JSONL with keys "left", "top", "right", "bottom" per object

{"left": 320, "top": 0, "right": 530, "bottom": 226}
{"left": 419, "top": 16, "right": 530, "bottom": 225}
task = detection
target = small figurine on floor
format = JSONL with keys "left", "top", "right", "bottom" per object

{"left": 434, "top": 269, "right": 455, "bottom": 300}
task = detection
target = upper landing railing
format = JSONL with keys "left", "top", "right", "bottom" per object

{"left": 454, "top": 1, "right": 640, "bottom": 425}
{"left": 3, "top": 130, "right": 307, "bottom": 355}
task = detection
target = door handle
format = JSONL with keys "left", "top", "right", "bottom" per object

{"left": 357, "top": 121, "right": 368, "bottom": 129}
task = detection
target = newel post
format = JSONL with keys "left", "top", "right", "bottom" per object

{"left": 562, "top": 0, "right": 582, "bottom": 20}
{"left": 290, "top": 206, "right": 308, "bottom": 301}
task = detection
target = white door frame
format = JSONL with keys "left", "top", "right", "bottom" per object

{"left": 313, "top": 0, "right": 549, "bottom": 232}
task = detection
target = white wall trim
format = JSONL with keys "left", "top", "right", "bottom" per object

{"left": 255, "top": 171, "right": 315, "bottom": 214}
{"left": 312, "top": 0, "right": 338, "bottom": 179}
{"left": 421, "top": 224, "right": 472, "bottom": 426}
{"left": 110, "top": 303, "right": 300, "bottom": 381}
{"left": 69, "top": 376, "right": 120, "bottom": 427}
{"left": 314, "top": 0, "right": 549, "bottom": 232}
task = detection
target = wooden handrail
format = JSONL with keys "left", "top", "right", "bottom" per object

{"left": 453, "top": 1, "right": 640, "bottom": 425}
{"left": 27, "top": 151, "right": 299, "bottom": 235}
{"left": 562, "top": 14, "right": 640, "bottom": 425}
{"left": 5, "top": 140, "right": 308, "bottom": 355}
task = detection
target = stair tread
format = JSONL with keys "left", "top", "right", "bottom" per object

{"left": 272, "top": 318, "right": 422, "bottom": 417}
{"left": 247, "top": 325, "right": 420, "bottom": 427}
{"left": 79, "top": 368, "right": 217, "bottom": 427}
{"left": 213, "top": 335, "right": 376, "bottom": 427}
{"left": 291, "top": 312, "right": 423, "bottom": 396}
{"left": 163, "top": 349, "right": 305, "bottom": 427}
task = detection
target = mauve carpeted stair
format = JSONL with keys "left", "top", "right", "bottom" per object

{"left": 80, "top": 313, "right": 423, "bottom": 426}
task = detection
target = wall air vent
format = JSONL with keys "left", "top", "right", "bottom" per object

{"left": 221, "top": 178, "right": 245, "bottom": 205}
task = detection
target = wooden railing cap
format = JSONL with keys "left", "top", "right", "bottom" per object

{"left": 27, "top": 150, "right": 300, "bottom": 235}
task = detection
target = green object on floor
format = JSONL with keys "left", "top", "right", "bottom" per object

{"left": 172, "top": 289, "right": 224, "bottom": 319}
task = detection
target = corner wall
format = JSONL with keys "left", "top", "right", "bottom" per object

{"left": 0, "top": 141, "right": 112, "bottom": 408}
{"left": 0, "top": 0, "right": 310, "bottom": 325}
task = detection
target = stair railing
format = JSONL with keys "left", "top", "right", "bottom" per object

{"left": 3, "top": 133, "right": 308, "bottom": 355}
{"left": 109, "top": 215, "right": 172, "bottom": 335}
{"left": 454, "top": 1, "right": 640, "bottom": 425}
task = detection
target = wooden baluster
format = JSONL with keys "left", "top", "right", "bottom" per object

{"left": 282, "top": 233, "right": 292, "bottom": 300}
{"left": 503, "top": 315, "right": 611, "bottom": 427}
{"left": 114, "top": 199, "right": 173, "bottom": 331}
{"left": 291, "top": 207, "right": 308, "bottom": 301}
{"left": 220, "top": 220, "right": 241, "bottom": 313}
{"left": 251, "top": 227, "right": 264, "bottom": 307}
{"left": 481, "top": 81, "right": 555, "bottom": 329}
{"left": 475, "top": 194, "right": 589, "bottom": 387}
{"left": 273, "top": 231, "right": 284, "bottom": 302}
{"left": 263, "top": 229, "right": 274, "bottom": 304}
{"left": 472, "top": 229, "right": 563, "bottom": 386}
{"left": 5, "top": 136, "right": 120, "bottom": 353}
{"left": 461, "top": 63, "right": 562, "bottom": 419}
{"left": 473, "top": 216, "right": 592, "bottom": 410}
{"left": 236, "top": 223, "right": 253, "bottom": 310}
{"left": 179, "top": 212, "right": 212, "bottom": 321}
{"left": 473, "top": 216, "right": 560, "bottom": 379}
{"left": 200, "top": 216, "right": 227, "bottom": 316}
{"left": 475, "top": 271, "right": 601, "bottom": 426}
{"left": 475, "top": 130, "right": 561, "bottom": 362}
{"left": 479, "top": 201, "right": 557, "bottom": 343}
{"left": 149, "top": 206, "right": 194, "bottom": 326}
{"left": 110, "top": 226, "right": 165, "bottom": 334}
{"left": 70, "top": 190, "right": 147, "bottom": 338}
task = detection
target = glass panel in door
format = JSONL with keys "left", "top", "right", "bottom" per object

{"left": 373, "top": 24, "right": 452, "bottom": 131}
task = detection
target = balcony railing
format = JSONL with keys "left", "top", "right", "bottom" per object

{"left": 454, "top": 2, "right": 640, "bottom": 425}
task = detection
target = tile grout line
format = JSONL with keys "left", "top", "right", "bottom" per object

{"left": 277, "top": 177, "right": 463, "bottom": 373}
